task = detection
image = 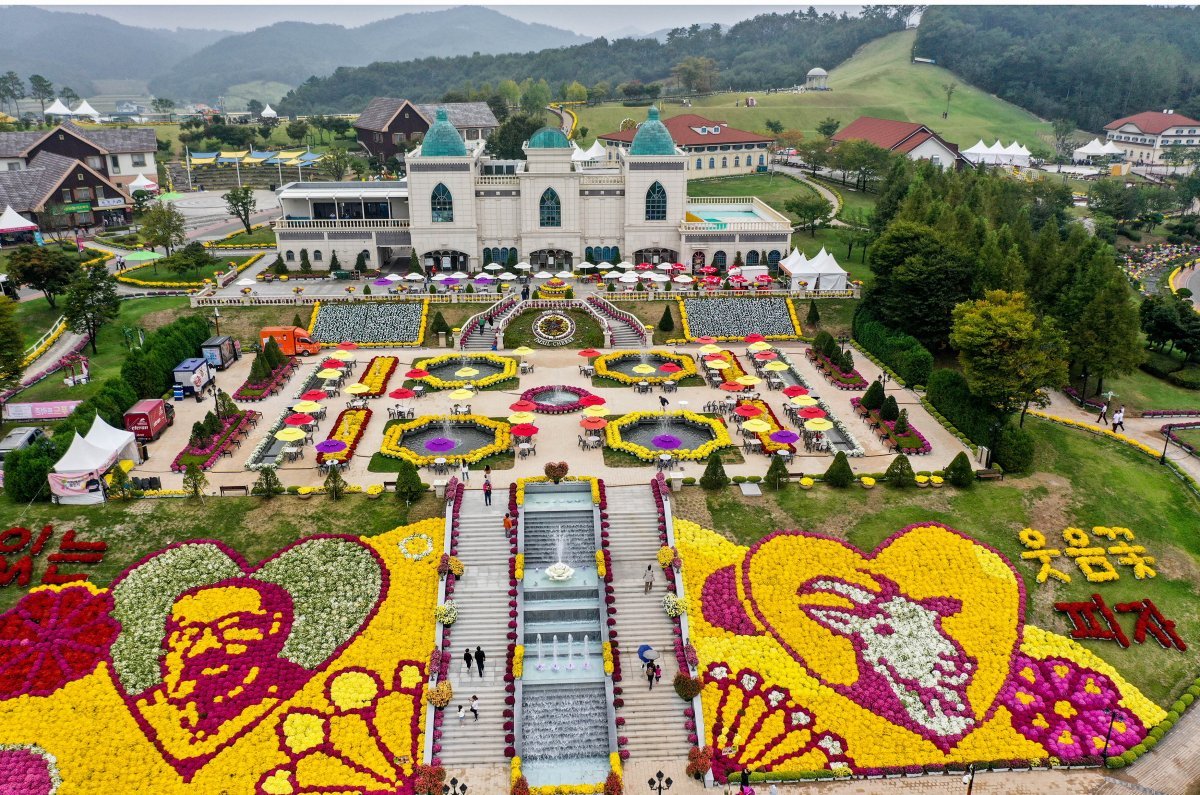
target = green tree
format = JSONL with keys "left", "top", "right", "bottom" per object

{"left": 823, "top": 451, "right": 854, "bottom": 487}
{"left": 498, "top": 79, "right": 521, "bottom": 108}
{"left": 182, "top": 462, "right": 208, "bottom": 498}
{"left": 222, "top": 186, "right": 257, "bottom": 234}
{"left": 564, "top": 81, "right": 588, "bottom": 103}
{"left": 245, "top": 99, "right": 265, "bottom": 117}
{"left": 0, "top": 72, "right": 25, "bottom": 117}
{"left": 795, "top": 136, "right": 830, "bottom": 175}
{"left": 1088, "top": 179, "right": 1142, "bottom": 225}
{"left": 395, "top": 459, "right": 427, "bottom": 505}
{"left": 589, "top": 80, "right": 610, "bottom": 103}
{"left": 884, "top": 454, "right": 916, "bottom": 488}
{"left": 5, "top": 245, "right": 79, "bottom": 308}
{"left": 2, "top": 439, "right": 54, "bottom": 502}
{"left": 950, "top": 290, "right": 1069, "bottom": 424}
{"left": 151, "top": 97, "right": 176, "bottom": 120}
{"left": 764, "top": 119, "right": 784, "bottom": 136}
{"left": 834, "top": 139, "right": 891, "bottom": 192}
{"left": 59, "top": 86, "right": 80, "bottom": 106}
{"left": 485, "top": 113, "right": 546, "bottom": 160}
{"left": 1051, "top": 118, "right": 1076, "bottom": 161}
{"left": 880, "top": 394, "right": 900, "bottom": 422}
{"left": 63, "top": 263, "right": 120, "bottom": 355}
{"left": 324, "top": 465, "right": 347, "bottom": 500}
{"left": 941, "top": 81, "right": 957, "bottom": 117}
{"left": 671, "top": 56, "right": 720, "bottom": 93}
{"left": 658, "top": 305, "right": 675, "bottom": 332}
{"left": 0, "top": 297, "right": 26, "bottom": 422}
{"left": 861, "top": 379, "right": 885, "bottom": 411}
{"left": 285, "top": 120, "right": 309, "bottom": 146}
{"left": 806, "top": 299, "right": 821, "bottom": 328}
{"left": 27, "top": 74, "right": 53, "bottom": 114}
{"left": 944, "top": 451, "right": 975, "bottom": 487}
{"left": 764, "top": 454, "right": 790, "bottom": 490}
{"left": 141, "top": 202, "right": 187, "bottom": 256}
{"left": 252, "top": 465, "right": 284, "bottom": 497}
{"left": 329, "top": 251, "right": 341, "bottom": 271}
{"left": 699, "top": 456, "right": 729, "bottom": 490}
{"left": 1070, "top": 275, "right": 1142, "bottom": 397}
{"left": 519, "top": 80, "right": 552, "bottom": 116}
{"left": 783, "top": 194, "right": 833, "bottom": 236}
{"left": 298, "top": 249, "right": 310, "bottom": 273}
{"left": 430, "top": 311, "right": 450, "bottom": 335}
{"left": 318, "top": 147, "right": 352, "bottom": 181}
{"left": 816, "top": 117, "right": 841, "bottom": 138}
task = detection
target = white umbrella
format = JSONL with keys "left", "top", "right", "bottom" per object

{"left": 432, "top": 273, "right": 453, "bottom": 281}
{"left": 576, "top": 263, "right": 595, "bottom": 270}
{"left": 616, "top": 261, "right": 636, "bottom": 269}
{"left": 533, "top": 271, "right": 553, "bottom": 279}
{"left": 514, "top": 262, "right": 532, "bottom": 270}
{"left": 385, "top": 273, "right": 404, "bottom": 282}
{"left": 602, "top": 271, "right": 622, "bottom": 279}
{"left": 728, "top": 267, "right": 742, "bottom": 275}
{"left": 619, "top": 273, "right": 640, "bottom": 284}
{"left": 405, "top": 272, "right": 426, "bottom": 281}
{"left": 499, "top": 272, "right": 518, "bottom": 281}
{"left": 554, "top": 271, "right": 573, "bottom": 279}
{"left": 236, "top": 278, "right": 256, "bottom": 286}
{"left": 649, "top": 273, "right": 669, "bottom": 282}
{"left": 673, "top": 274, "right": 694, "bottom": 284}
{"left": 484, "top": 263, "right": 504, "bottom": 271}
{"left": 596, "top": 262, "right": 613, "bottom": 270}
{"left": 656, "top": 262, "right": 674, "bottom": 271}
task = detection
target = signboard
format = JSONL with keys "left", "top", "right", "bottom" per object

{"left": 50, "top": 202, "right": 92, "bottom": 215}
{"left": 96, "top": 197, "right": 125, "bottom": 207}
{"left": 2, "top": 400, "right": 82, "bottom": 420}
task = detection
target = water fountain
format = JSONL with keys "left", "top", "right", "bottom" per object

{"left": 566, "top": 633, "right": 575, "bottom": 671}
{"left": 545, "top": 527, "right": 576, "bottom": 582}
{"left": 537, "top": 633, "right": 545, "bottom": 671}
{"left": 551, "top": 635, "right": 560, "bottom": 672}
{"left": 583, "top": 636, "right": 591, "bottom": 670}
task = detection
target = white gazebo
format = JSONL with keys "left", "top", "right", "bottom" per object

{"left": 70, "top": 100, "right": 100, "bottom": 121}
{"left": 43, "top": 98, "right": 72, "bottom": 117}
{"left": 0, "top": 205, "right": 37, "bottom": 233}
{"left": 261, "top": 104, "right": 278, "bottom": 119}
{"left": 1073, "top": 139, "right": 1110, "bottom": 161}
{"left": 128, "top": 173, "right": 158, "bottom": 193}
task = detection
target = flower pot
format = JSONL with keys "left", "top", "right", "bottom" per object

{"left": 931, "top": 481, "right": 944, "bottom": 489}
{"left": 917, "top": 481, "right": 929, "bottom": 489}
{"left": 366, "top": 492, "right": 381, "bottom": 500}
{"left": 861, "top": 482, "right": 874, "bottom": 490}
{"left": 799, "top": 482, "right": 812, "bottom": 490}
{"left": 297, "top": 492, "right": 313, "bottom": 500}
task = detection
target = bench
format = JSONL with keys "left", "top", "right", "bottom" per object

{"left": 220, "top": 485, "right": 250, "bottom": 496}
{"left": 975, "top": 468, "right": 1004, "bottom": 481}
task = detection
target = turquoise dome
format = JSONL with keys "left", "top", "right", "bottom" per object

{"left": 421, "top": 108, "right": 467, "bottom": 157}
{"left": 629, "top": 107, "right": 677, "bottom": 156}
{"left": 528, "top": 127, "right": 571, "bottom": 149}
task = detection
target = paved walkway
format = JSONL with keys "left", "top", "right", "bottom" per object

{"left": 1175, "top": 263, "right": 1200, "bottom": 311}
{"left": 771, "top": 164, "right": 848, "bottom": 225}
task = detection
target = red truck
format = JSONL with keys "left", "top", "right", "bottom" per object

{"left": 261, "top": 326, "right": 321, "bottom": 357}
{"left": 123, "top": 399, "right": 176, "bottom": 441}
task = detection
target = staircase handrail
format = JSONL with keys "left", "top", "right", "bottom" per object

{"left": 586, "top": 296, "right": 648, "bottom": 345}
{"left": 458, "top": 294, "right": 517, "bottom": 349}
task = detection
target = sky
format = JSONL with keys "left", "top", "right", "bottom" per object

{"left": 50, "top": 3, "right": 864, "bottom": 37}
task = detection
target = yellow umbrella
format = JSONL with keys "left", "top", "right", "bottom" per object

{"left": 763, "top": 361, "right": 789, "bottom": 372}
{"left": 735, "top": 375, "right": 761, "bottom": 386}
{"left": 698, "top": 344, "right": 722, "bottom": 354}
{"left": 791, "top": 395, "right": 819, "bottom": 407}
{"left": 448, "top": 389, "right": 474, "bottom": 400}
{"left": 345, "top": 383, "right": 371, "bottom": 395}
{"left": 293, "top": 400, "right": 323, "bottom": 412}
{"left": 317, "top": 368, "right": 342, "bottom": 379}
{"left": 582, "top": 405, "right": 609, "bottom": 418}
{"left": 804, "top": 418, "right": 834, "bottom": 432}
{"left": 512, "top": 346, "right": 535, "bottom": 356}
{"left": 631, "top": 363, "right": 657, "bottom": 375}
{"left": 747, "top": 341, "right": 773, "bottom": 353}
{"left": 705, "top": 359, "right": 730, "bottom": 370}
{"left": 742, "top": 419, "right": 771, "bottom": 433}
{"left": 455, "top": 367, "right": 480, "bottom": 377}
{"left": 328, "top": 349, "right": 354, "bottom": 361}
{"left": 275, "top": 427, "right": 306, "bottom": 442}
{"left": 508, "top": 411, "right": 536, "bottom": 423}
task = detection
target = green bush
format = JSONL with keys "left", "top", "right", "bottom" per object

{"left": 884, "top": 455, "right": 916, "bottom": 488}
{"left": 894, "top": 408, "right": 909, "bottom": 435}
{"left": 682, "top": 476, "right": 696, "bottom": 485}
{"left": 852, "top": 309, "right": 933, "bottom": 385}
{"left": 861, "top": 380, "right": 885, "bottom": 412}
{"left": 764, "top": 454, "right": 790, "bottom": 489}
{"left": 880, "top": 395, "right": 900, "bottom": 422}
{"left": 813, "top": 330, "right": 837, "bottom": 359}
{"left": 823, "top": 452, "right": 854, "bottom": 488}
{"left": 699, "top": 457, "right": 729, "bottom": 490}
{"left": 732, "top": 475, "right": 747, "bottom": 483}
{"left": 994, "top": 423, "right": 1035, "bottom": 473}
{"left": 658, "top": 305, "right": 675, "bottom": 332}
{"left": 944, "top": 452, "right": 975, "bottom": 487}
{"left": 430, "top": 311, "right": 451, "bottom": 335}
{"left": 927, "top": 369, "right": 999, "bottom": 445}
{"left": 1166, "top": 368, "right": 1200, "bottom": 389}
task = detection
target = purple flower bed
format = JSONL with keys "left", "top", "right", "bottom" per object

{"left": 169, "top": 410, "right": 257, "bottom": 472}
{"left": 232, "top": 357, "right": 297, "bottom": 402}
{"left": 1161, "top": 421, "right": 1200, "bottom": 455}
{"left": 1145, "top": 409, "right": 1200, "bottom": 418}
{"left": 519, "top": 384, "right": 597, "bottom": 414}
{"left": 1063, "top": 386, "right": 1107, "bottom": 411}
{"left": 808, "top": 348, "right": 868, "bottom": 390}
{"left": 850, "top": 397, "right": 932, "bottom": 454}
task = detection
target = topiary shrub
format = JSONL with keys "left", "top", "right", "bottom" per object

{"left": 994, "top": 423, "right": 1035, "bottom": 473}
{"left": 764, "top": 454, "right": 790, "bottom": 489}
{"left": 884, "top": 454, "right": 916, "bottom": 488}
{"left": 699, "top": 456, "right": 729, "bottom": 490}
{"left": 823, "top": 451, "right": 854, "bottom": 488}
{"left": 880, "top": 395, "right": 900, "bottom": 422}
{"left": 430, "top": 311, "right": 451, "bottom": 335}
{"left": 674, "top": 671, "right": 703, "bottom": 700}
{"left": 658, "top": 305, "right": 675, "bottom": 332}
{"left": 894, "top": 408, "right": 909, "bottom": 435}
{"left": 861, "top": 380, "right": 885, "bottom": 411}
{"left": 944, "top": 451, "right": 975, "bottom": 487}
{"left": 806, "top": 299, "right": 820, "bottom": 328}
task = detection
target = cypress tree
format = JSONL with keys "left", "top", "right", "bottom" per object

{"left": 658, "top": 305, "right": 675, "bottom": 332}
{"left": 823, "top": 451, "right": 854, "bottom": 488}
{"left": 884, "top": 454, "right": 916, "bottom": 488}
{"left": 699, "top": 456, "right": 729, "bottom": 490}
{"left": 944, "top": 451, "right": 975, "bottom": 487}
{"left": 880, "top": 395, "right": 900, "bottom": 422}
{"left": 764, "top": 454, "right": 790, "bottom": 489}
{"left": 806, "top": 299, "right": 820, "bottom": 328}
{"left": 861, "top": 380, "right": 885, "bottom": 411}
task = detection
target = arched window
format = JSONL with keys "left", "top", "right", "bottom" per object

{"left": 709, "top": 157, "right": 715, "bottom": 169}
{"left": 734, "top": 156, "right": 740, "bottom": 168}
{"left": 314, "top": 250, "right": 323, "bottom": 262}
{"left": 767, "top": 250, "right": 781, "bottom": 269}
{"left": 645, "top": 181, "right": 667, "bottom": 221}
{"left": 758, "top": 154, "right": 765, "bottom": 166}
{"left": 713, "top": 250, "right": 727, "bottom": 269}
{"left": 746, "top": 251, "right": 759, "bottom": 266}
{"left": 482, "top": 249, "right": 493, "bottom": 265}
{"left": 431, "top": 183, "right": 453, "bottom": 223}
{"left": 285, "top": 250, "right": 295, "bottom": 262}
{"left": 721, "top": 157, "right": 728, "bottom": 168}
{"left": 696, "top": 158, "right": 703, "bottom": 170}
{"left": 539, "top": 188, "right": 561, "bottom": 228}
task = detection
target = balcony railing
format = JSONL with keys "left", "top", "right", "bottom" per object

{"left": 272, "top": 218, "right": 410, "bottom": 231}
{"left": 475, "top": 175, "right": 520, "bottom": 186}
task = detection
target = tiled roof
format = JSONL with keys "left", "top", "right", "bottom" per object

{"left": 0, "top": 151, "right": 76, "bottom": 211}
{"left": 355, "top": 98, "right": 499, "bottom": 132}
{"left": 355, "top": 97, "right": 408, "bottom": 132}
{"left": 0, "top": 132, "right": 45, "bottom": 158}
{"left": 598, "top": 113, "right": 772, "bottom": 148}
{"left": 66, "top": 122, "right": 156, "bottom": 153}
{"left": 1104, "top": 111, "right": 1200, "bottom": 135}
{"left": 831, "top": 116, "right": 928, "bottom": 149}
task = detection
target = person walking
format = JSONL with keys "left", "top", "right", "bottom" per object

{"left": 483, "top": 480, "right": 493, "bottom": 506}
{"left": 457, "top": 704, "right": 466, "bottom": 725}
{"left": 643, "top": 564, "right": 655, "bottom": 595}
{"left": 459, "top": 460, "right": 469, "bottom": 482}
{"left": 659, "top": 395, "right": 669, "bottom": 410}
{"left": 503, "top": 513, "right": 514, "bottom": 533}
{"left": 474, "top": 646, "right": 486, "bottom": 677}
{"left": 653, "top": 663, "right": 662, "bottom": 687}
{"left": 1096, "top": 402, "right": 1109, "bottom": 425}
{"left": 646, "top": 663, "right": 656, "bottom": 690}
{"left": 469, "top": 695, "right": 479, "bottom": 722}
{"left": 463, "top": 648, "right": 474, "bottom": 676}
{"left": 1112, "top": 405, "right": 1126, "bottom": 433}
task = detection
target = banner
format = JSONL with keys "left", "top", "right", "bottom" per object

{"left": 48, "top": 471, "right": 105, "bottom": 502}
{"left": 2, "top": 401, "right": 82, "bottom": 421}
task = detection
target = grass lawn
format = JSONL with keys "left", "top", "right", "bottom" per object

{"left": 16, "top": 296, "right": 190, "bottom": 403}
{"left": 123, "top": 255, "right": 253, "bottom": 284}
{"left": 1098, "top": 364, "right": 1200, "bottom": 414}
{"left": 573, "top": 31, "right": 1052, "bottom": 148}
{"left": 153, "top": 123, "right": 358, "bottom": 161}
{"left": 0, "top": 491, "right": 441, "bottom": 613}
{"left": 687, "top": 172, "right": 818, "bottom": 222}
{"left": 0, "top": 241, "right": 90, "bottom": 275}
{"left": 674, "top": 418, "right": 1200, "bottom": 706}
{"left": 810, "top": 174, "right": 879, "bottom": 218}
{"left": 219, "top": 226, "right": 277, "bottom": 247}
{"left": 15, "top": 298, "right": 68, "bottom": 348}
{"left": 502, "top": 308, "right": 605, "bottom": 349}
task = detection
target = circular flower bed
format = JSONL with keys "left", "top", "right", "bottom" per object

{"left": 536, "top": 278, "right": 571, "bottom": 299}
{"left": 531, "top": 311, "right": 576, "bottom": 347}
{"left": 520, "top": 385, "right": 597, "bottom": 413}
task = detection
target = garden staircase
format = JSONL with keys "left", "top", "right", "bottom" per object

{"left": 461, "top": 298, "right": 526, "bottom": 351}
{"left": 605, "top": 485, "right": 693, "bottom": 760}
{"left": 438, "top": 489, "right": 513, "bottom": 768}
{"left": 588, "top": 297, "right": 647, "bottom": 349}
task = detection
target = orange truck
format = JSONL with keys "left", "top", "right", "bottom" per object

{"left": 260, "top": 326, "right": 321, "bottom": 356}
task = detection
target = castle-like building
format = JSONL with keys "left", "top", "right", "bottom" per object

{"left": 274, "top": 108, "right": 792, "bottom": 273}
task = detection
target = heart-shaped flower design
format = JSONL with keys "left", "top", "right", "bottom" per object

{"left": 106, "top": 535, "right": 387, "bottom": 780}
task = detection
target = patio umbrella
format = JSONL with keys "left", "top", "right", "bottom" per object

{"left": 508, "top": 412, "right": 536, "bottom": 424}
{"left": 602, "top": 271, "right": 622, "bottom": 280}
{"left": 635, "top": 262, "right": 653, "bottom": 271}
{"left": 673, "top": 275, "right": 694, "bottom": 284}
{"left": 432, "top": 273, "right": 453, "bottom": 281}
{"left": 782, "top": 385, "right": 808, "bottom": 398}
{"left": 648, "top": 273, "right": 669, "bottom": 283}
{"left": 734, "top": 405, "right": 763, "bottom": 418}
{"left": 236, "top": 278, "right": 256, "bottom": 286}
{"left": 577, "top": 263, "right": 595, "bottom": 270}
{"left": 512, "top": 346, "right": 535, "bottom": 356}
{"left": 373, "top": 277, "right": 391, "bottom": 287}
{"left": 455, "top": 367, "right": 480, "bottom": 377}
{"left": 763, "top": 361, "right": 789, "bottom": 372}
{"left": 474, "top": 275, "right": 495, "bottom": 283}
{"left": 285, "top": 413, "right": 314, "bottom": 426}
{"left": 314, "top": 439, "right": 347, "bottom": 454}
{"left": 618, "top": 274, "right": 639, "bottom": 284}
{"left": 632, "top": 364, "right": 657, "bottom": 375}
{"left": 656, "top": 262, "right": 675, "bottom": 271}
{"left": 533, "top": 271, "right": 553, "bottom": 279}
{"left": 329, "top": 349, "right": 354, "bottom": 361}
{"left": 703, "top": 354, "right": 725, "bottom": 362}
{"left": 694, "top": 336, "right": 716, "bottom": 345}
{"left": 745, "top": 334, "right": 767, "bottom": 344}
{"left": 389, "top": 388, "right": 416, "bottom": 399}
{"left": 616, "top": 260, "right": 636, "bottom": 269}
{"left": 754, "top": 351, "right": 778, "bottom": 361}
{"left": 275, "top": 428, "right": 306, "bottom": 442}
{"left": 499, "top": 272, "right": 518, "bottom": 280}
{"left": 443, "top": 278, "right": 461, "bottom": 287}
{"left": 735, "top": 375, "right": 761, "bottom": 386}
{"left": 756, "top": 274, "right": 774, "bottom": 283}
{"left": 791, "top": 395, "right": 819, "bottom": 407}
{"left": 510, "top": 399, "right": 538, "bottom": 412}
{"left": 798, "top": 407, "right": 827, "bottom": 419}
{"left": 424, "top": 438, "right": 457, "bottom": 453}
{"left": 705, "top": 360, "right": 730, "bottom": 370}
{"left": 659, "top": 362, "right": 682, "bottom": 373}
{"left": 580, "top": 416, "right": 608, "bottom": 430}
{"left": 579, "top": 349, "right": 602, "bottom": 358}
{"left": 596, "top": 262, "right": 613, "bottom": 270}
{"left": 406, "top": 369, "right": 430, "bottom": 378}
{"left": 511, "top": 424, "right": 540, "bottom": 437}
{"left": 747, "top": 341, "right": 773, "bottom": 352}
{"left": 484, "top": 263, "right": 504, "bottom": 271}
{"left": 448, "top": 389, "right": 474, "bottom": 400}
{"left": 582, "top": 405, "right": 609, "bottom": 418}
{"left": 698, "top": 344, "right": 722, "bottom": 354}
{"left": 515, "top": 262, "right": 532, "bottom": 270}
{"left": 555, "top": 271, "right": 573, "bottom": 279}
{"left": 580, "top": 395, "right": 607, "bottom": 407}
{"left": 742, "top": 419, "right": 771, "bottom": 433}
{"left": 718, "top": 382, "right": 745, "bottom": 392}
{"left": 652, "top": 434, "right": 682, "bottom": 449}
{"left": 804, "top": 418, "right": 834, "bottom": 432}
{"left": 317, "top": 368, "right": 342, "bottom": 379}
{"left": 697, "top": 266, "right": 717, "bottom": 274}
{"left": 770, "top": 430, "right": 801, "bottom": 445}
{"left": 345, "top": 383, "right": 371, "bottom": 395}
{"left": 293, "top": 400, "right": 322, "bottom": 413}
{"left": 728, "top": 267, "right": 742, "bottom": 276}
{"left": 405, "top": 272, "right": 426, "bottom": 281}
{"left": 301, "top": 390, "right": 329, "bottom": 401}
{"left": 320, "top": 359, "right": 346, "bottom": 369}
{"left": 385, "top": 273, "right": 404, "bottom": 282}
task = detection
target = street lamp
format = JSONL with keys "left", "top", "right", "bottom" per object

{"left": 648, "top": 770, "right": 672, "bottom": 794}
{"left": 1102, "top": 708, "right": 1121, "bottom": 762}
{"left": 210, "top": 306, "right": 221, "bottom": 336}
{"left": 1160, "top": 424, "right": 1174, "bottom": 465}
{"left": 962, "top": 763, "right": 975, "bottom": 795}
{"left": 443, "top": 777, "right": 467, "bottom": 795}
{"left": 836, "top": 334, "right": 849, "bottom": 354}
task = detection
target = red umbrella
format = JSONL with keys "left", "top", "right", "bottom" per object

{"left": 579, "top": 348, "right": 602, "bottom": 358}
{"left": 337, "top": 341, "right": 358, "bottom": 351}
{"left": 580, "top": 395, "right": 607, "bottom": 407}
{"left": 301, "top": 389, "right": 328, "bottom": 401}
{"left": 406, "top": 368, "right": 430, "bottom": 378}
{"left": 703, "top": 353, "right": 725, "bottom": 361}
{"left": 745, "top": 334, "right": 766, "bottom": 344}
{"left": 756, "top": 274, "right": 773, "bottom": 283}
{"left": 718, "top": 382, "right": 745, "bottom": 392}
{"left": 635, "top": 262, "right": 653, "bottom": 271}
{"left": 580, "top": 416, "right": 608, "bottom": 430}
{"left": 511, "top": 424, "right": 540, "bottom": 437}
{"left": 285, "top": 413, "right": 314, "bottom": 426}
{"left": 321, "top": 359, "right": 347, "bottom": 369}
{"left": 698, "top": 266, "right": 717, "bottom": 274}
{"left": 782, "top": 385, "right": 809, "bottom": 398}
{"left": 734, "top": 405, "right": 762, "bottom": 418}
{"left": 659, "top": 362, "right": 682, "bottom": 373}
{"left": 671, "top": 263, "right": 687, "bottom": 271}
{"left": 694, "top": 336, "right": 716, "bottom": 345}
{"left": 389, "top": 388, "right": 416, "bottom": 399}
{"left": 509, "top": 400, "right": 538, "bottom": 412}
{"left": 798, "top": 407, "right": 827, "bottom": 419}
{"left": 753, "top": 351, "right": 778, "bottom": 361}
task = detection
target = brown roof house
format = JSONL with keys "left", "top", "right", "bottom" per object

{"left": 1104, "top": 110, "right": 1200, "bottom": 165}
{"left": 354, "top": 98, "right": 499, "bottom": 161}
{"left": 598, "top": 113, "right": 774, "bottom": 177}
{"left": 832, "top": 116, "right": 969, "bottom": 170}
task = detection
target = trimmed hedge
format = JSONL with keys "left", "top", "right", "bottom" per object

{"left": 852, "top": 309, "right": 933, "bottom": 386}
{"left": 926, "top": 369, "right": 1000, "bottom": 446}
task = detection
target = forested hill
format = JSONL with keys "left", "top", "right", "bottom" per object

{"left": 277, "top": 8, "right": 908, "bottom": 115}
{"left": 915, "top": 6, "right": 1200, "bottom": 132}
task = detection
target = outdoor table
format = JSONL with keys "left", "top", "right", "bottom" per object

{"left": 433, "top": 457, "right": 448, "bottom": 474}
{"left": 657, "top": 454, "right": 674, "bottom": 471}
{"left": 661, "top": 381, "right": 677, "bottom": 393}
{"left": 413, "top": 385, "right": 426, "bottom": 397}
{"left": 520, "top": 362, "right": 534, "bottom": 374}
{"left": 518, "top": 443, "right": 534, "bottom": 458}
{"left": 586, "top": 435, "right": 602, "bottom": 448}
{"left": 581, "top": 365, "right": 596, "bottom": 376}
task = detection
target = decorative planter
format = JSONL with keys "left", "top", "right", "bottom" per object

{"left": 932, "top": 481, "right": 944, "bottom": 489}
{"left": 366, "top": 492, "right": 381, "bottom": 500}
{"left": 297, "top": 492, "right": 313, "bottom": 500}
{"left": 800, "top": 482, "right": 813, "bottom": 490}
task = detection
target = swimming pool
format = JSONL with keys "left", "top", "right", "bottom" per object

{"left": 687, "top": 205, "right": 770, "bottom": 224}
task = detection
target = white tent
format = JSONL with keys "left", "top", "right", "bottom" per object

{"left": 260, "top": 104, "right": 278, "bottom": 119}
{"left": 48, "top": 417, "right": 142, "bottom": 504}
{"left": 781, "top": 247, "right": 848, "bottom": 292}
{"left": 128, "top": 173, "right": 158, "bottom": 192}
{"left": 1100, "top": 140, "right": 1124, "bottom": 156}
{"left": 1000, "top": 142, "right": 1031, "bottom": 167}
{"left": 85, "top": 415, "right": 141, "bottom": 464}
{"left": 962, "top": 140, "right": 990, "bottom": 164}
{"left": 0, "top": 205, "right": 37, "bottom": 233}
{"left": 70, "top": 100, "right": 100, "bottom": 120}
{"left": 571, "top": 140, "right": 606, "bottom": 163}
{"left": 1073, "top": 138, "right": 1109, "bottom": 160}
{"left": 43, "top": 98, "right": 72, "bottom": 117}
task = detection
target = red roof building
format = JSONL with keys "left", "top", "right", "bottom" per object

{"left": 1104, "top": 110, "right": 1200, "bottom": 165}
{"left": 597, "top": 113, "right": 774, "bottom": 177}
{"left": 831, "top": 116, "right": 969, "bottom": 170}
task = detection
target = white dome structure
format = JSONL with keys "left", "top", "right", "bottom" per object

{"left": 805, "top": 67, "right": 829, "bottom": 90}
